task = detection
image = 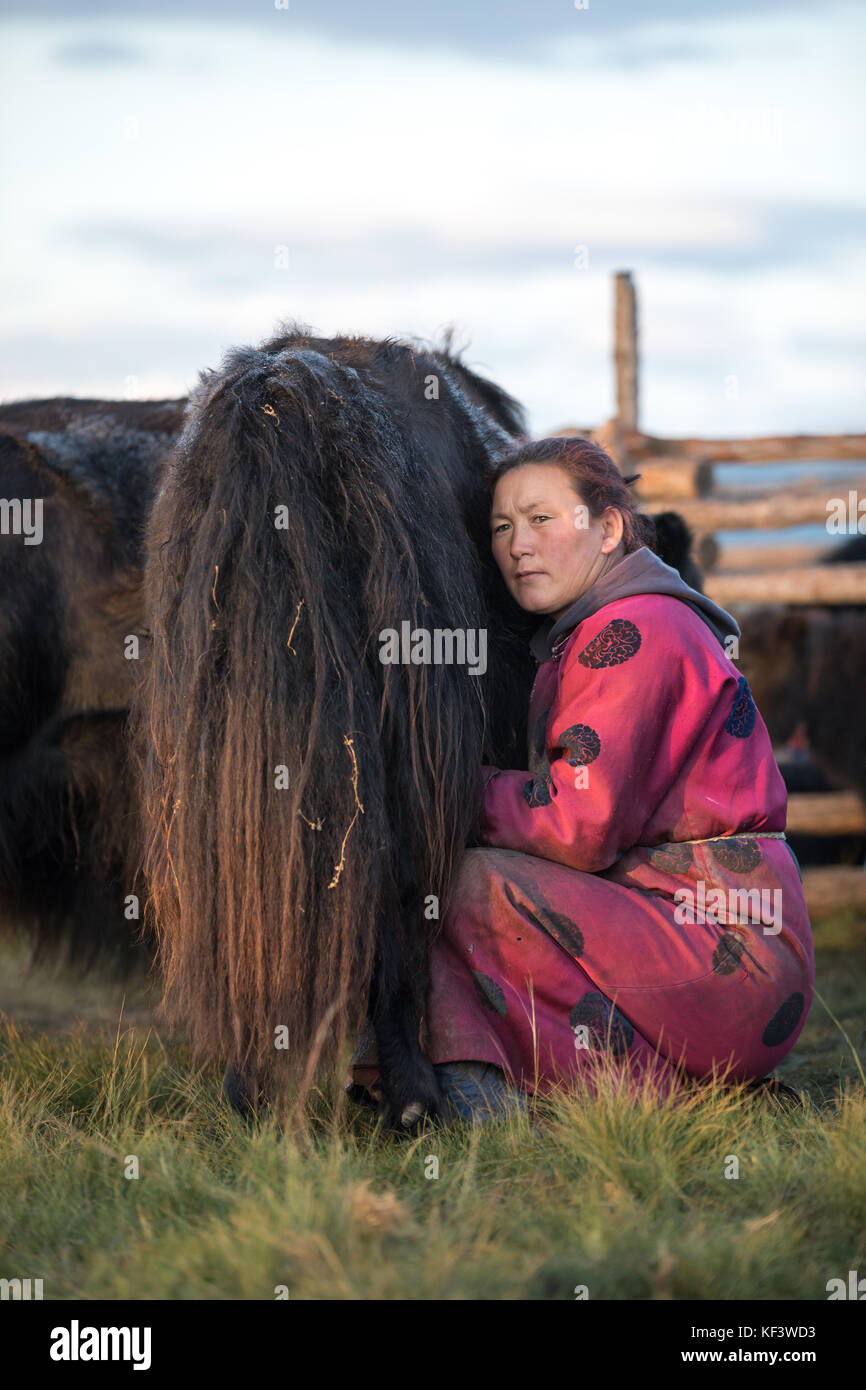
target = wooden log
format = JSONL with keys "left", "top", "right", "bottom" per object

{"left": 648, "top": 491, "right": 862, "bottom": 531}
{"left": 623, "top": 431, "right": 866, "bottom": 463}
{"left": 614, "top": 273, "right": 639, "bottom": 433}
{"left": 801, "top": 866, "right": 866, "bottom": 919}
{"left": 633, "top": 457, "right": 714, "bottom": 500}
{"left": 715, "top": 471, "right": 866, "bottom": 500}
{"left": 786, "top": 792, "right": 866, "bottom": 836}
{"left": 715, "top": 541, "right": 832, "bottom": 572}
{"left": 706, "top": 563, "right": 866, "bottom": 605}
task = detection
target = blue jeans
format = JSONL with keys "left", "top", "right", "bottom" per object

{"left": 433, "top": 1061, "right": 528, "bottom": 1124}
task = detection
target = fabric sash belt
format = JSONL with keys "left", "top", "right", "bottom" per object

{"left": 658, "top": 832, "right": 787, "bottom": 846}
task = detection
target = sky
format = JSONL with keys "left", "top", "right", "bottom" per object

{"left": 1, "top": 0, "right": 864, "bottom": 437}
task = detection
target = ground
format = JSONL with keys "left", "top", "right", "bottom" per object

{"left": 0, "top": 910, "right": 864, "bottom": 1301}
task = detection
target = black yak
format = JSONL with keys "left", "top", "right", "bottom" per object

{"left": 735, "top": 534, "right": 866, "bottom": 866}
{"left": 651, "top": 511, "right": 704, "bottom": 592}
{"left": 0, "top": 399, "right": 184, "bottom": 966}
{"left": 735, "top": 534, "right": 866, "bottom": 803}
{"left": 136, "top": 330, "right": 540, "bottom": 1129}
{"left": 737, "top": 604, "right": 866, "bottom": 805}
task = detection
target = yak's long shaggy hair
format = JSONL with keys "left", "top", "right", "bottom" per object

{"left": 137, "top": 327, "right": 534, "bottom": 1112}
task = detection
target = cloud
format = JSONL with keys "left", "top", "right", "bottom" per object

{"left": 61, "top": 197, "right": 865, "bottom": 289}
{"left": 1, "top": 0, "right": 818, "bottom": 64}
{"left": 52, "top": 39, "right": 147, "bottom": 65}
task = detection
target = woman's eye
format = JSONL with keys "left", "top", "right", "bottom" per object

{"left": 533, "top": 515, "right": 550, "bottom": 523}
{"left": 492, "top": 523, "right": 508, "bottom": 536}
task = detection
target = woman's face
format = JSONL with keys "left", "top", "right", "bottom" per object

{"left": 490, "top": 463, "right": 626, "bottom": 619}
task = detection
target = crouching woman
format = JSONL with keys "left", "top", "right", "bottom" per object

{"left": 417, "top": 436, "right": 814, "bottom": 1120}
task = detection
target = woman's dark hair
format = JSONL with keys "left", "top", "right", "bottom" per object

{"left": 488, "top": 435, "right": 657, "bottom": 556}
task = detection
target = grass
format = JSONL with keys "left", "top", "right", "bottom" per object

{"left": 0, "top": 911, "right": 864, "bottom": 1301}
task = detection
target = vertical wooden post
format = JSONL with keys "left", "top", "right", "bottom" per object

{"left": 614, "top": 271, "right": 639, "bottom": 434}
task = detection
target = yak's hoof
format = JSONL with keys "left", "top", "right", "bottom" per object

{"left": 399, "top": 1100, "right": 427, "bottom": 1129}
{"left": 379, "top": 1057, "right": 444, "bottom": 1135}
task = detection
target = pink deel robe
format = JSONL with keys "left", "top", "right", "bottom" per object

{"left": 352, "top": 576, "right": 815, "bottom": 1103}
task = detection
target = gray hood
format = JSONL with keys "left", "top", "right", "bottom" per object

{"left": 529, "top": 546, "right": 740, "bottom": 664}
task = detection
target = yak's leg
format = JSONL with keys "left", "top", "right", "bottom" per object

{"left": 220, "top": 1061, "right": 262, "bottom": 1121}
{"left": 220, "top": 931, "right": 443, "bottom": 1131}
{"left": 369, "top": 928, "right": 444, "bottom": 1132}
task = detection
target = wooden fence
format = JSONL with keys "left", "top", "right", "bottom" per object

{"left": 559, "top": 271, "right": 866, "bottom": 916}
